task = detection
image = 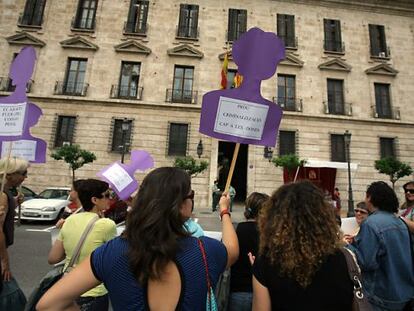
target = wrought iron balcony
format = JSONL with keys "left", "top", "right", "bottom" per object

{"left": 371, "top": 105, "right": 399, "bottom": 120}
{"left": 0, "top": 77, "right": 32, "bottom": 93}
{"left": 110, "top": 85, "right": 143, "bottom": 100}
{"left": 123, "top": 21, "right": 147, "bottom": 35}
{"left": 323, "top": 39, "right": 345, "bottom": 53}
{"left": 71, "top": 17, "right": 95, "bottom": 31}
{"left": 323, "top": 101, "right": 352, "bottom": 116}
{"left": 176, "top": 25, "right": 199, "bottom": 39}
{"left": 273, "top": 97, "right": 302, "bottom": 112}
{"left": 54, "top": 81, "right": 88, "bottom": 96}
{"left": 279, "top": 35, "right": 298, "bottom": 49}
{"left": 165, "top": 89, "right": 198, "bottom": 104}
{"left": 18, "top": 12, "right": 43, "bottom": 27}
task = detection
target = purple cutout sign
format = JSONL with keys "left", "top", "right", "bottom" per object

{"left": 97, "top": 150, "right": 154, "bottom": 200}
{"left": 199, "top": 28, "right": 285, "bottom": 147}
{"left": 0, "top": 46, "right": 46, "bottom": 162}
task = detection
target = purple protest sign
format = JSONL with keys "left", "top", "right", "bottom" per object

{"left": 97, "top": 150, "right": 154, "bottom": 200}
{"left": 0, "top": 46, "right": 46, "bottom": 162}
{"left": 199, "top": 27, "right": 285, "bottom": 147}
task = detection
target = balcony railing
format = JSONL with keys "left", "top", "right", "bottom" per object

{"left": 372, "top": 105, "right": 400, "bottom": 120}
{"left": 323, "top": 101, "right": 352, "bottom": 116}
{"left": 279, "top": 35, "right": 298, "bottom": 49}
{"left": 71, "top": 17, "right": 96, "bottom": 31}
{"left": 323, "top": 39, "right": 345, "bottom": 53}
{"left": 273, "top": 97, "right": 302, "bottom": 112}
{"left": 166, "top": 89, "right": 198, "bottom": 104}
{"left": 18, "top": 12, "right": 43, "bottom": 27}
{"left": 123, "top": 21, "right": 147, "bottom": 35}
{"left": 176, "top": 25, "right": 199, "bottom": 39}
{"left": 110, "top": 85, "right": 143, "bottom": 100}
{"left": 0, "top": 77, "right": 32, "bottom": 93}
{"left": 370, "top": 47, "right": 391, "bottom": 58}
{"left": 54, "top": 81, "right": 89, "bottom": 96}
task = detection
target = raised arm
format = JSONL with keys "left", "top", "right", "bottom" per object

{"left": 219, "top": 192, "right": 239, "bottom": 268}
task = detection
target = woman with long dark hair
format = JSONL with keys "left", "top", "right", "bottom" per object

{"left": 37, "top": 167, "right": 238, "bottom": 310}
{"left": 252, "top": 181, "right": 353, "bottom": 311}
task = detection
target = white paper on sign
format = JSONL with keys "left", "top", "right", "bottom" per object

{"left": 102, "top": 163, "right": 133, "bottom": 192}
{"left": 213, "top": 97, "right": 269, "bottom": 140}
{"left": 341, "top": 217, "right": 359, "bottom": 235}
{"left": 2, "top": 140, "right": 37, "bottom": 161}
{"left": 0, "top": 103, "right": 27, "bottom": 136}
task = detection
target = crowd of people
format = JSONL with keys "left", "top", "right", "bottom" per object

{"left": 0, "top": 156, "right": 413, "bottom": 311}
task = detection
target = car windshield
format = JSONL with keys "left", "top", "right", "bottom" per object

{"left": 38, "top": 189, "right": 69, "bottom": 200}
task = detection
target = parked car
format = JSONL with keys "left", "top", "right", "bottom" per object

{"left": 18, "top": 187, "right": 71, "bottom": 221}
{"left": 10, "top": 185, "right": 38, "bottom": 202}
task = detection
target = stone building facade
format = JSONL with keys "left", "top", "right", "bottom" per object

{"left": 0, "top": 0, "right": 413, "bottom": 210}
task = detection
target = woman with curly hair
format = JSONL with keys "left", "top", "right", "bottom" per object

{"left": 37, "top": 167, "right": 238, "bottom": 311}
{"left": 252, "top": 180, "right": 353, "bottom": 311}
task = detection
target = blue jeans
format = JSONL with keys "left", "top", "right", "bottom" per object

{"left": 228, "top": 292, "right": 252, "bottom": 311}
{"left": 76, "top": 294, "right": 109, "bottom": 311}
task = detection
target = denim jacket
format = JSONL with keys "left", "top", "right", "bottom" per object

{"left": 347, "top": 210, "right": 414, "bottom": 310}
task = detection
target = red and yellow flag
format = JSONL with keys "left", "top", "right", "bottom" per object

{"left": 233, "top": 72, "right": 243, "bottom": 88}
{"left": 220, "top": 53, "right": 229, "bottom": 89}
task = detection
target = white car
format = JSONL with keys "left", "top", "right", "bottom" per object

{"left": 18, "top": 187, "right": 71, "bottom": 221}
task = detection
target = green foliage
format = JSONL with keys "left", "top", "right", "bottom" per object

{"left": 51, "top": 144, "right": 97, "bottom": 181}
{"left": 374, "top": 157, "right": 413, "bottom": 189}
{"left": 173, "top": 156, "right": 209, "bottom": 177}
{"left": 272, "top": 154, "right": 307, "bottom": 172}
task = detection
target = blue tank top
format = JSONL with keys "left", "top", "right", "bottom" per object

{"left": 91, "top": 236, "right": 227, "bottom": 310}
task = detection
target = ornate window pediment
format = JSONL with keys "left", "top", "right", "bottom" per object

{"left": 218, "top": 51, "right": 233, "bottom": 61}
{"left": 318, "top": 58, "right": 351, "bottom": 72}
{"left": 167, "top": 44, "right": 203, "bottom": 59}
{"left": 365, "top": 63, "right": 398, "bottom": 77}
{"left": 6, "top": 32, "right": 46, "bottom": 47}
{"left": 114, "top": 40, "right": 151, "bottom": 55}
{"left": 60, "top": 36, "right": 98, "bottom": 51}
{"left": 280, "top": 53, "right": 304, "bottom": 68}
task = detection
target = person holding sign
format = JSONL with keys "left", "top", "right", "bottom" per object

{"left": 0, "top": 157, "right": 28, "bottom": 286}
{"left": 38, "top": 167, "right": 239, "bottom": 311}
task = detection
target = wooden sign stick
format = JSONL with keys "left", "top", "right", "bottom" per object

{"left": 224, "top": 143, "right": 240, "bottom": 192}
{"left": 0, "top": 141, "right": 14, "bottom": 194}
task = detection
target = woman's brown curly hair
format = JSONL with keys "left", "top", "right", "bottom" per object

{"left": 258, "top": 180, "right": 341, "bottom": 288}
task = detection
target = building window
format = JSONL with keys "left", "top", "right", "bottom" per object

{"left": 20, "top": 0, "right": 46, "bottom": 26}
{"left": 177, "top": 4, "right": 199, "bottom": 38}
{"left": 327, "top": 79, "right": 344, "bottom": 115}
{"left": 125, "top": 0, "right": 149, "bottom": 34}
{"left": 64, "top": 58, "right": 87, "bottom": 95}
{"left": 323, "top": 19, "right": 343, "bottom": 52}
{"left": 226, "top": 69, "right": 237, "bottom": 89}
{"left": 54, "top": 116, "right": 76, "bottom": 147}
{"left": 74, "top": 0, "right": 98, "bottom": 30}
{"left": 168, "top": 123, "right": 189, "bottom": 156}
{"left": 118, "top": 62, "right": 140, "bottom": 99}
{"left": 278, "top": 74, "right": 296, "bottom": 111}
{"left": 374, "top": 83, "right": 392, "bottom": 118}
{"left": 369, "top": 24, "right": 388, "bottom": 57}
{"left": 172, "top": 66, "right": 194, "bottom": 103}
{"left": 380, "top": 137, "right": 396, "bottom": 159}
{"left": 111, "top": 119, "right": 133, "bottom": 152}
{"left": 277, "top": 14, "right": 295, "bottom": 48}
{"left": 228, "top": 9, "right": 247, "bottom": 42}
{"left": 279, "top": 131, "right": 296, "bottom": 156}
{"left": 331, "top": 134, "right": 346, "bottom": 162}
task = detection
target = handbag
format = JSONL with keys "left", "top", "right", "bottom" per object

{"left": 198, "top": 239, "right": 218, "bottom": 311}
{"left": 24, "top": 215, "right": 99, "bottom": 311}
{"left": 340, "top": 248, "right": 372, "bottom": 311}
{"left": 0, "top": 277, "right": 27, "bottom": 311}
{"left": 215, "top": 268, "right": 231, "bottom": 311}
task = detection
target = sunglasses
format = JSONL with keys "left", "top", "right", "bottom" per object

{"left": 404, "top": 189, "right": 414, "bottom": 195}
{"left": 98, "top": 191, "right": 111, "bottom": 199}
{"left": 17, "top": 170, "right": 27, "bottom": 177}
{"left": 184, "top": 190, "right": 195, "bottom": 201}
{"left": 355, "top": 209, "right": 368, "bottom": 214}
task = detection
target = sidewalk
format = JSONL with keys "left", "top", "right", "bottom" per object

{"left": 194, "top": 202, "right": 245, "bottom": 232}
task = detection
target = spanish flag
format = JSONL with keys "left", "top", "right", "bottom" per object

{"left": 220, "top": 53, "right": 229, "bottom": 89}
{"left": 234, "top": 72, "right": 243, "bottom": 88}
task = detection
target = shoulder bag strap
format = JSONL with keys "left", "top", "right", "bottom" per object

{"left": 198, "top": 239, "right": 213, "bottom": 303}
{"left": 66, "top": 215, "right": 99, "bottom": 270}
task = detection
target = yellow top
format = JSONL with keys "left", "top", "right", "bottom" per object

{"left": 58, "top": 212, "right": 116, "bottom": 297}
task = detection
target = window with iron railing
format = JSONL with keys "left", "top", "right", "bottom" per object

{"left": 177, "top": 4, "right": 199, "bottom": 38}
{"left": 167, "top": 123, "right": 189, "bottom": 156}
{"left": 331, "top": 134, "right": 346, "bottom": 162}
{"left": 369, "top": 24, "right": 389, "bottom": 58}
{"left": 124, "top": 0, "right": 148, "bottom": 34}
{"left": 171, "top": 66, "right": 194, "bottom": 103}
{"left": 278, "top": 74, "right": 296, "bottom": 111}
{"left": 19, "top": 0, "right": 46, "bottom": 26}
{"left": 374, "top": 83, "right": 392, "bottom": 119}
{"left": 379, "top": 137, "right": 396, "bottom": 159}
{"left": 54, "top": 116, "right": 76, "bottom": 147}
{"left": 116, "top": 62, "right": 141, "bottom": 99}
{"left": 279, "top": 131, "right": 296, "bottom": 156}
{"left": 277, "top": 14, "right": 296, "bottom": 48}
{"left": 58, "top": 58, "right": 88, "bottom": 96}
{"left": 227, "top": 8, "right": 247, "bottom": 42}
{"left": 111, "top": 119, "right": 133, "bottom": 152}
{"left": 327, "top": 79, "right": 345, "bottom": 115}
{"left": 73, "top": 0, "right": 98, "bottom": 30}
{"left": 324, "top": 19, "right": 344, "bottom": 52}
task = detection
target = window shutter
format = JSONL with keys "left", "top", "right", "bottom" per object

{"left": 178, "top": 4, "right": 188, "bottom": 36}
{"left": 287, "top": 15, "right": 295, "bottom": 45}
{"left": 369, "top": 24, "right": 380, "bottom": 56}
{"left": 277, "top": 14, "right": 285, "bottom": 37}
{"left": 379, "top": 25, "right": 387, "bottom": 54}
{"left": 239, "top": 9, "right": 247, "bottom": 34}
{"left": 335, "top": 20, "right": 342, "bottom": 48}
{"left": 23, "top": 0, "right": 36, "bottom": 23}
{"left": 228, "top": 9, "right": 237, "bottom": 41}
{"left": 191, "top": 5, "right": 199, "bottom": 37}
{"left": 323, "top": 19, "right": 331, "bottom": 49}
{"left": 127, "top": 0, "right": 138, "bottom": 25}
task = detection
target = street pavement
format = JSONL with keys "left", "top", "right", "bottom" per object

{"left": 8, "top": 204, "right": 246, "bottom": 298}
